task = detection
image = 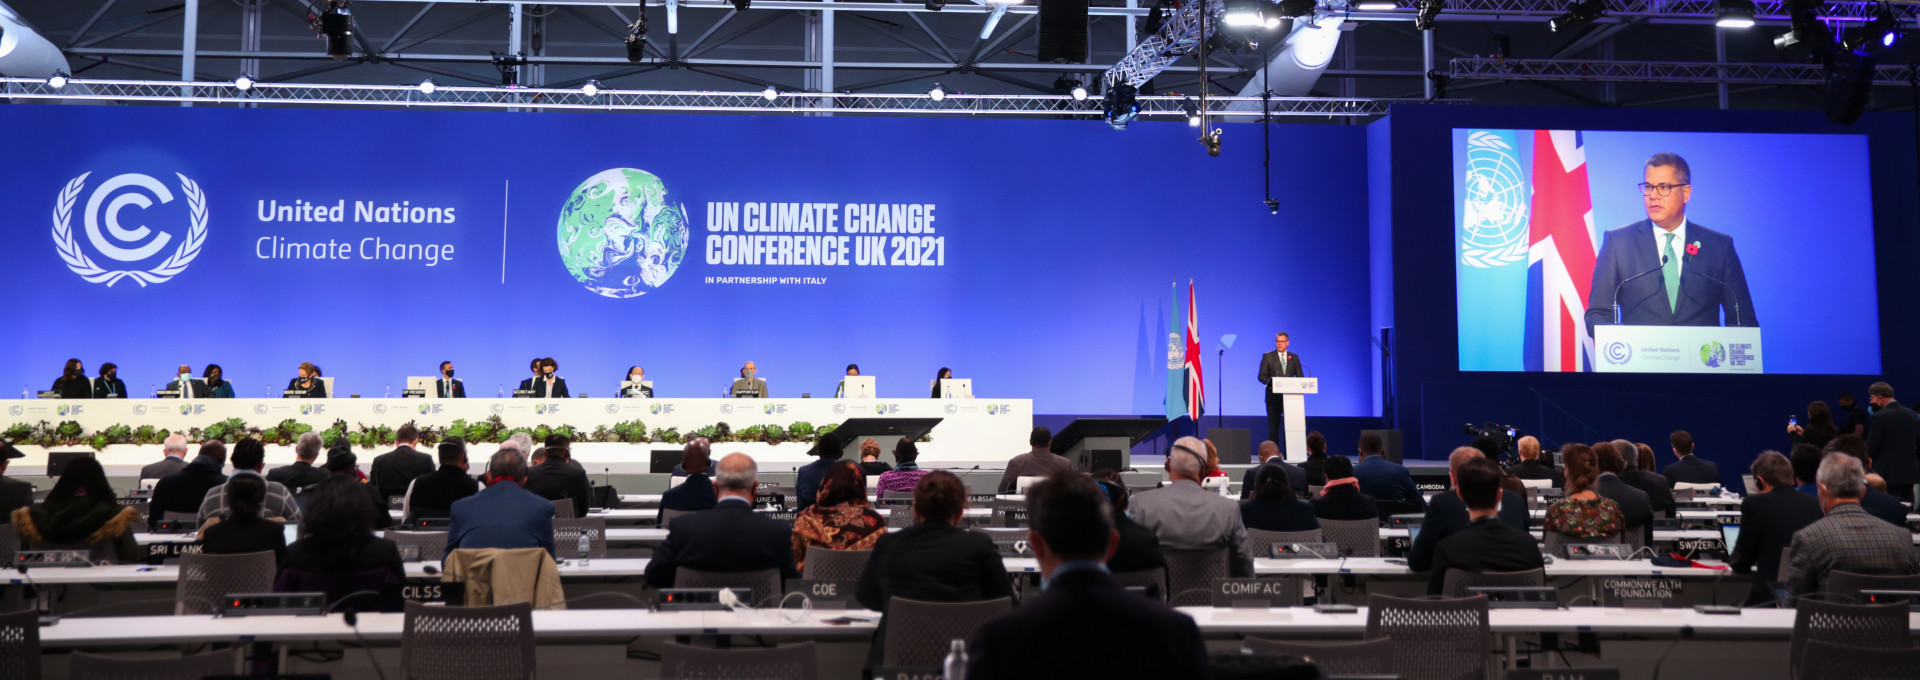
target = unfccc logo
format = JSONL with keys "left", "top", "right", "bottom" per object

{"left": 52, "top": 172, "right": 209, "bottom": 287}
{"left": 1604, "top": 341, "right": 1632, "bottom": 365}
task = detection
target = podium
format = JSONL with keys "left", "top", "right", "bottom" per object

{"left": 1048, "top": 417, "right": 1167, "bottom": 474}
{"left": 1271, "top": 378, "right": 1319, "bottom": 463}
{"left": 829, "top": 417, "right": 942, "bottom": 463}
{"left": 1593, "top": 325, "right": 1762, "bottom": 373}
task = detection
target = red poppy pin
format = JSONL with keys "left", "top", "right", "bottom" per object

{"left": 1685, "top": 242, "right": 1700, "bottom": 256}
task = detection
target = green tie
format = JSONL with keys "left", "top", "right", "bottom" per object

{"left": 1661, "top": 231, "right": 1680, "bottom": 313}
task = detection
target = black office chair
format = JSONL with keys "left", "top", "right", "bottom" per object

{"left": 1163, "top": 548, "right": 1231, "bottom": 607}
{"left": 0, "top": 608, "right": 39, "bottom": 680}
{"left": 1797, "top": 640, "right": 1920, "bottom": 680}
{"left": 1365, "top": 593, "right": 1489, "bottom": 680}
{"left": 1789, "top": 597, "right": 1911, "bottom": 679}
{"left": 1244, "top": 637, "right": 1395, "bottom": 677}
{"left": 401, "top": 600, "right": 536, "bottom": 680}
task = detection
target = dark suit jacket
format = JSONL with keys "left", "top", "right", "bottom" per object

{"left": 51, "top": 377, "right": 91, "bottom": 399}
{"left": 1506, "top": 459, "right": 1563, "bottom": 487}
{"left": 658, "top": 472, "right": 718, "bottom": 522}
{"left": 1258, "top": 350, "right": 1304, "bottom": 392}
{"left": 284, "top": 377, "right": 326, "bottom": 398}
{"left": 1312, "top": 484, "right": 1379, "bottom": 521}
{"left": 435, "top": 378, "right": 465, "bottom": 399}
{"left": 528, "top": 376, "right": 569, "bottom": 399}
{"left": 168, "top": 378, "right": 211, "bottom": 398}
{"left": 148, "top": 460, "right": 228, "bottom": 529}
{"left": 1619, "top": 469, "right": 1677, "bottom": 517}
{"left": 524, "top": 458, "right": 592, "bottom": 518}
{"left": 1354, "top": 456, "right": 1421, "bottom": 503}
{"left": 369, "top": 446, "right": 436, "bottom": 503}
{"left": 1583, "top": 220, "right": 1757, "bottom": 336}
{"left": 1302, "top": 454, "right": 1328, "bottom": 487}
{"left": 1860, "top": 487, "right": 1909, "bottom": 527}
{"left": 1868, "top": 401, "right": 1919, "bottom": 485}
{"left": 405, "top": 465, "right": 479, "bottom": 519}
{"left": 1241, "top": 459, "right": 1307, "bottom": 498}
{"left": 856, "top": 521, "right": 1015, "bottom": 612}
{"left": 140, "top": 456, "right": 189, "bottom": 481}
{"left": 266, "top": 461, "right": 330, "bottom": 491}
{"left": 91, "top": 377, "right": 127, "bottom": 399}
{"left": 0, "top": 476, "right": 34, "bottom": 523}
{"left": 794, "top": 457, "right": 836, "bottom": 510}
{"left": 1427, "top": 517, "right": 1547, "bottom": 595}
{"left": 1109, "top": 514, "right": 1167, "bottom": 575}
{"left": 1730, "top": 487, "right": 1824, "bottom": 585}
{"left": 966, "top": 568, "right": 1212, "bottom": 680}
{"left": 1240, "top": 497, "right": 1321, "bottom": 533}
{"left": 644, "top": 500, "right": 799, "bottom": 588}
{"left": 200, "top": 515, "right": 288, "bottom": 565}
{"left": 1664, "top": 454, "right": 1721, "bottom": 487}
{"left": 1596, "top": 473, "right": 1654, "bottom": 544}
{"left": 1408, "top": 489, "right": 1529, "bottom": 574}
{"left": 446, "top": 481, "right": 556, "bottom": 559}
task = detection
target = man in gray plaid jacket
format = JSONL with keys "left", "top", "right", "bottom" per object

{"left": 1785, "top": 451, "right": 1920, "bottom": 597}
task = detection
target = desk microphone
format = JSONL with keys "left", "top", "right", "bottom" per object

{"left": 1683, "top": 253, "right": 1744, "bottom": 326}
{"left": 1612, "top": 256, "right": 1669, "bottom": 324}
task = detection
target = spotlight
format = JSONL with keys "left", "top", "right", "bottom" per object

{"left": 1713, "top": 0, "right": 1755, "bottom": 28}
{"left": 1355, "top": 0, "right": 1396, "bottom": 9}
{"left": 1548, "top": 0, "right": 1605, "bottom": 32}
{"left": 46, "top": 72, "right": 68, "bottom": 89}
{"left": 1413, "top": 0, "right": 1443, "bottom": 30}
{"left": 1200, "top": 128, "right": 1222, "bottom": 157}
{"left": 1054, "top": 76, "right": 1089, "bottom": 100}
{"left": 929, "top": 82, "right": 947, "bottom": 101}
{"left": 1071, "top": 83, "right": 1088, "bottom": 100}
{"left": 1102, "top": 82, "right": 1139, "bottom": 130}
{"left": 1223, "top": 0, "right": 1266, "bottom": 27}
{"left": 418, "top": 78, "right": 437, "bottom": 95}
{"left": 762, "top": 85, "right": 779, "bottom": 101}
{"left": 318, "top": 0, "right": 352, "bottom": 60}
{"left": 1264, "top": 198, "right": 1280, "bottom": 214}
{"left": 729, "top": 0, "right": 750, "bottom": 10}
{"left": 1182, "top": 97, "right": 1202, "bottom": 127}
{"left": 1772, "top": 6, "right": 1832, "bottom": 51}
{"left": 925, "top": 0, "right": 945, "bottom": 9}
{"left": 1860, "top": 3, "right": 1901, "bottom": 49}
{"left": 234, "top": 75, "right": 255, "bottom": 91}
{"left": 582, "top": 80, "right": 603, "bottom": 97}
{"left": 625, "top": 14, "right": 648, "bottom": 63}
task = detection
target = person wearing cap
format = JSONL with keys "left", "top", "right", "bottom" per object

{"left": 0, "top": 442, "right": 33, "bottom": 522}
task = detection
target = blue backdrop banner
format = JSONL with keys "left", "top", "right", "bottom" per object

{"left": 0, "top": 105, "right": 1374, "bottom": 418}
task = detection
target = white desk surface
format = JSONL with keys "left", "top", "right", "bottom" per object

{"left": 1377, "top": 528, "right": 1723, "bottom": 542}
{"left": 1175, "top": 606, "right": 1917, "bottom": 636}
{"left": 38, "top": 608, "right": 881, "bottom": 647}
{"left": 10, "top": 559, "right": 655, "bottom": 586}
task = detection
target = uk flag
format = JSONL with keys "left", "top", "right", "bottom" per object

{"left": 1523, "top": 130, "right": 1597, "bottom": 372}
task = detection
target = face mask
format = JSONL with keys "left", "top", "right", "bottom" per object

{"left": 745, "top": 369, "right": 756, "bottom": 379}
{"left": 630, "top": 374, "right": 643, "bottom": 381}
{"left": 179, "top": 373, "right": 190, "bottom": 381}
{"left": 444, "top": 369, "right": 455, "bottom": 378}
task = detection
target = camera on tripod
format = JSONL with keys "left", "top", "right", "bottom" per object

{"left": 1462, "top": 421, "right": 1521, "bottom": 462}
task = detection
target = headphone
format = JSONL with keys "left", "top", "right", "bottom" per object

{"left": 1170, "top": 442, "right": 1208, "bottom": 470}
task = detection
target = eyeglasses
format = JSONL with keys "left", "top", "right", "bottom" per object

{"left": 1638, "top": 182, "right": 1689, "bottom": 197}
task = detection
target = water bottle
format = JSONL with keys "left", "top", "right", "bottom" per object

{"left": 384, "top": 384, "right": 391, "bottom": 398}
{"left": 497, "top": 385, "right": 504, "bottom": 398}
{"left": 20, "top": 386, "right": 27, "bottom": 399}
{"left": 576, "top": 531, "right": 592, "bottom": 565}
{"left": 942, "top": 639, "right": 967, "bottom": 679}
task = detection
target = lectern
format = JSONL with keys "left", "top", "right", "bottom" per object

{"left": 829, "top": 417, "right": 942, "bottom": 464}
{"left": 1271, "top": 377, "right": 1319, "bottom": 463}
{"left": 1049, "top": 417, "right": 1168, "bottom": 474}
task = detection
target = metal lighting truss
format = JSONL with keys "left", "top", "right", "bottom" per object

{"left": 1450, "top": 57, "right": 1918, "bottom": 85}
{"left": 1408, "top": 0, "right": 1915, "bottom": 20}
{"left": 0, "top": 77, "right": 1449, "bottom": 116}
{"left": 1101, "top": 0, "right": 1224, "bottom": 91}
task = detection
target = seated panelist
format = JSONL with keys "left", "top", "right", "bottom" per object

{"left": 286, "top": 362, "right": 327, "bottom": 398}
{"left": 166, "top": 364, "right": 211, "bottom": 398}
{"left": 52, "top": 358, "right": 91, "bottom": 399}
{"left": 203, "top": 364, "right": 235, "bottom": 399}
{"left": 92, "top": 363, "right": 127, "bottom": 399}
{"left": 435, "top": 361, "right": 466, "bottom": 398}
{"left": 528, "top": 357, "right": 568, "bottom": 398}
{"left": 621, "top": 366, "right": 652, "bottom": 398}
{"left": 731, "top": 361, "right": 767, "bottom": 398}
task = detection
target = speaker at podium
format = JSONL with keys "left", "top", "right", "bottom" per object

{"left": 1270, "top": 378, "right": 1318, "bottom": 463}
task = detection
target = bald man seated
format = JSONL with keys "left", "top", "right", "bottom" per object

{"left": 658, "top": 437, "right": 718, "bottom": 523}
{"left": 1408, "top": 446, "right": 1530, "bottom": 576}
{"left": 644, "top": 453, "right": 800, "bottom": 590}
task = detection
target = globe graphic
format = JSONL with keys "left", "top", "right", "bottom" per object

{"left": 557, "top": 168, "right": 690, "bottom": 298}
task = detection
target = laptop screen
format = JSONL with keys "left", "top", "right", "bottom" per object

{"left": 1720, "top": 524, "right": 1740, "bottom": 552}
{"left": 283, "top": 523, "right": 301, "bottom": 545}
{"left": 1409, "top": 526, "right": 1422, "bottom": 545}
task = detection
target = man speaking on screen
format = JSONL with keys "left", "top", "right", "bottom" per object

{"left": 1584, "top": 152, "right": 1757, "bottom": 337}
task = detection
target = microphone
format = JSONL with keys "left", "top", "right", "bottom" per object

{"left": 1612, "top": 256, "right": 1669, "bottom": 324}
{"left": 1683, "top": 252, "right": 1744, "bottom": 326}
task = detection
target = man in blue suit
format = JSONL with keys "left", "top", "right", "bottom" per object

{"left": 1584, "top": 153, "right": 1757, "bottom": 337}
{"left": 446, "top": 448, "right": 556, "bottom": 560}
{"left": 1353, "top": 431, "right": 1424, "bottom": 510}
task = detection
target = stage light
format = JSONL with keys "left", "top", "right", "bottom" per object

{"left": 730, "top": 0, "right": 750, "bottom": 10}
{"left": 925, "top": 0, "right": 945, "bottom": 9}
{"left": 319, "top": 0, "right": 352, "bottom": 60}
{"left": 1861, "top": 4, "right": 1900, "bottom": 49}
{"left": 234, "top": 75, "right": 255, "bottom": 91}
{"left": 46, "top": 72, "right": 68, "bottom": 89}
{"left": 625, "top": 12, "right": 648, "bottom": 63}
{"left": 1102, "top": 82, "right": 1139, "bottom": 130}
{"left": 418, "top": 78, "right": 437, "bottom": 95}
{"left": 582, "top": 80, "right": 603, "bottom": 97}
{"left": 1772, "top": 7, "right": 1832, "bottom": 51}
{"left": 1713, "top": 0, "right": 1754, "bottom": 28}
{"left": 1182, "top": 97, "right": 1202, "bottom": 127}
{"left": 1824, "top": 45, "right": 1875, "bottom": 125}
{"left": 762, "top": 85, "right": 779, "bottom": 100}
{"left": 1277, "top": 0, "right": 1316, "bottom": 17}
{"left": 1413, "top": 0, "right": 1443, "bottom": 30}
{"left": 1264, "top": 198, "right": 1280, "bottom": 214}
{"left": 1548, "top": 0, "right": 1605, "bottom": 32}
{"left": 1355, "top": 0, "right": 1396, "bottom": 9}
{"left": 1071, "top": 83, "right": 1088, "bottom": 100}
{"left": 928, "top": 83, "right": 946, "bottom": 101}
{"left": 1224, "top": 0, "right": 1266, "bottom": 27}
{"left": 1201, "top": 128, "right": 1222, "bottom": 157}
{"left": 1054, "top": 76, "right": 1089, "bottom": 100}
